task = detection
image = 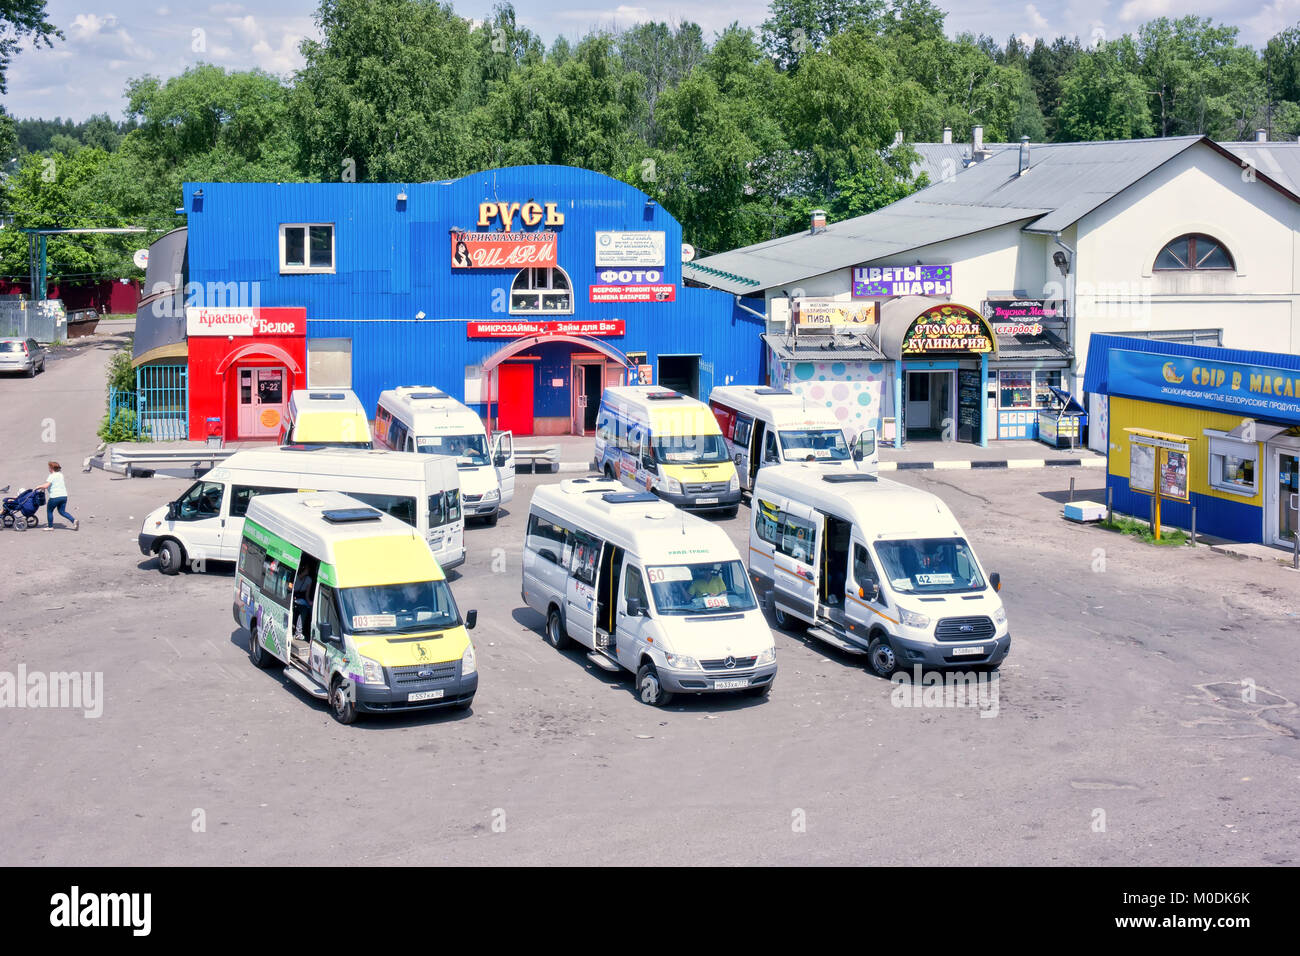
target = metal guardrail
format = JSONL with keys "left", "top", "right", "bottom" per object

{"left": 514, "top": 443, "right": 560, "bottom": 473}
{"left": 108, "top": 445, "right": 235, "bottom": 477}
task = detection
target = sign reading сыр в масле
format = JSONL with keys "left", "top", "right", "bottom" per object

{"left": 1108, "top": 349, "right": 1300, "bottom": 425}
{"left": 467, "top": 319, "right": 625, "bottom": 338}
{"left": 853, "top": 264, "right": 953, "bottom": 297}
{"left": 451, "top": 231, "right": 557, "bottom": 269}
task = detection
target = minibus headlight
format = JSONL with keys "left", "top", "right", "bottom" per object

{"left": 461, "top": 642, "right": 477, "bottom": 676}
{"left": 899, "top": 608, "right": 931, "bottom": 630}
{"left": 361, "top": 656, "right": 385, "bottom": 686}
{"left": 993, "top": 606, "right": 1008, "bottom": 626}
{"left": 728, "top": 472, "right": 740, "bottom": 492}
{"left": 483, "top": 488, "right": 500, "bottom": 501}
{"left": 663, "top": 477, "right": 682, "bottom": 495}
{"left": 756, "top": 645, "right": 776, "bottom": 665}
{"left": 664, "top": 651, "right": 701, "bottom": 671}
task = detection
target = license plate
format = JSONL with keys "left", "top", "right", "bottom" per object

{"left": 695, "top": 497, "right": 719, "bottom": 505}
{"left": 714, "top": 678, "right": 750, "bottom": 689}
{"left": 952, "top": 646, "right": 986, "bottom": 657}
{"left": 408, "top": 689, "right": 445, "bottom": 702}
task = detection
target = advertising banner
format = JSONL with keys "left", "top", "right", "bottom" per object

{"left": 595, "top": 231, "right": 665, "bottom": 267}
{"left": 589, "top": 285, "right": 675, "bottom": 303}
{"left": 793, "top": 298, "right": 877, "bottom": 329}
{"left": 983, "top": 299, "right": 1059, "bottom": 324}
{"left": 467, "top": 319, "right": 625, "bottom": 338}
{"left": 853, "top": 264, "right": 953, "bottom": 297}
{"left": 901, "top": 304, "right": 995, "bottom": 355}
{"left": 186, "top": 306, "right": 305, "bottom": 337}
{"left": 451, "top": 231, "right": 557, "bottom": 269}
{"left": 1108, "top": 349, "right": 1300, "bottom": 425}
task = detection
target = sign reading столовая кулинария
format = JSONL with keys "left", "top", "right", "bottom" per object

{"left": 1108, "top": 349, "right": 1300, "bottom": 425}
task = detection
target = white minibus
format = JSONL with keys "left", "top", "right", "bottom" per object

{"left": 708, "top": 384, "right": 877, "bottom": 491}
{"left": 522, "top": 476, "right": 776, "bottom": 706}
{"left": 593, "top": 386, "right": 741, "bottom": 515}
{"left": 748, "top": 462, "right": 1010, "bottom": 678}
{"left": 375, "top": 386, "right": 515, "bottom": 524}
{"left": 277, "top": 389, "right": 373, "bottom": 448}
{"left": 139, "top": 447, "right": 464, "bottom": 575}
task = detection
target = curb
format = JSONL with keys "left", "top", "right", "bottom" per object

{"left": 879, "top": 458, "right": 1105, "bottom": 472}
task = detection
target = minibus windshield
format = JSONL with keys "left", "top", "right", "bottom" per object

{"left": 874, "top": 537, "right": 987, "bottom": 594}
{"left": 417, "top": 433, "right": 490, "bottom": 466}
{"left": 646, "top": 560, "right": 757, "bottom": 615}
{"left": 653, "top": 434, "right": 729, "bottom": 465}
{"left": 339, "top": 579, "right": 461, "bottom": 633}
{"left": 779, "top": 428, "right": 850, "bottom": 461}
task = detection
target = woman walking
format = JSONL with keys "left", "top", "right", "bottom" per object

{"left": 36, "top": 461, "right": 77, "bottom": 530}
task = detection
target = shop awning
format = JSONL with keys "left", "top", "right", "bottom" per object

{"left": 214, "top": 341, "right": 303, "bottom": 376}
{"left": 762, "top": 332, "right": 885, "bottom": 363}
{"left": 993, "top": 325, "right": 1072, "bottom": 366}
{"left": 876, "top": 297, "right": 997, "bottom": 360}
{"left": 1226, "top": 419, "right": 1291, "bottom": 442}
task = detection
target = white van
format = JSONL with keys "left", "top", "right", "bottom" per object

{"left": 375, "top": 386, "right": 515, "bottom": 525}
{"left": 593, "top": 385, "right": 741, "bottom": 515}
{"left": 748, "top": 462, "right": 1010, "bottom": 678}
{"left": 522, "top": 476, "right": 776, "bottom": 706}
{"left": 708, "top": 385, "right": 877, "bottom": 491}
{"left": 139, "top": 447, "right": 464, "bottom": 575}
{"left": 278, "top": 389, "right": 373, "bottom": 448}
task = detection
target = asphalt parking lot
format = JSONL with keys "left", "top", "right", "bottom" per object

{"left": 2, "top": 340, "right": 1298, "bottom": 866}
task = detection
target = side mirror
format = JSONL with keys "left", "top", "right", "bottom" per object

{"left": 858, "top": 581, "right": 879, "bottom": 603}
{"left": 627, "top": 596, "right": 645, "bottom": 617}
{"left": 166, "top": 501, "right": 179, "bottom": 520}
{"left": 990, "top": 572, "right": 1001, "bottom": 593}
{"left": 642, "top": 456, "right": 658, "bottom": 473}
{"left": 494, "top": 454, "right": 507, "bottom": 468}
{"left": 852, "top": 447, "right": 864, "bottom": 462}
{"left": 465, "top": 609, "right": 478, "bottom": 630}
{"left": 317, "top": 621, "right": 333, "bottom": 642}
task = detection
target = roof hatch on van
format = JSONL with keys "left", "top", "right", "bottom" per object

{"left": 645, "top": 390, "right": 682, "bottom": 400}
{"left": 601, "top": 491, "right": 658, "bottom": 504}
{"left": 307, "top": 392, "right": 346, "bottom": 400}
{"left": 754, "top": 387, "right": 792, "bottom": 396}
{"left": 322, "top": 507, "right": 383, "bottom": 523}
{"left": 821, "top": 473, "right": 878, "bottom": 483}
{"left": 408, "top": 390, "right": 447, "bottom": 400}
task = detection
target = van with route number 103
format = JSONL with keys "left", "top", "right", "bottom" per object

{"left": 235, "top": 491, "right": 478, "bottom": 724}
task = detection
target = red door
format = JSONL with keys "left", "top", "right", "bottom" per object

{"left": 497, "top": 363, "right": 535, "bottom": 435}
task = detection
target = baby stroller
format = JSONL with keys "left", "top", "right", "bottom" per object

{"left": 1, "top": 485, "right": 45, "bottom": 531}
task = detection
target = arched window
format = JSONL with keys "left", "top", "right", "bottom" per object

{"left": 510, "top": 267, "right": 573, "bottom": 314}
{"left": 1153, "top": 234, "right": 1235, "bottom": 272}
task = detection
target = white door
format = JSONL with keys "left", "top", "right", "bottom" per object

{"left": 237, "top": 367, "right": 287, "bottom": 439}
{"left": 1272, "top": 450, "right": 1299, "bottom": 547}
{"left": 170, "top": 479, "right": 229, "bottom": 567}
{"left": 773, "top": 501, "right": 822, "bottom": 624}
{"left": 614, "top": 564, "right": 653, "bottom": 672}
{"left": 733, "top": 416, "right": 754, "bottom": 490}
{"left": 565, "top": 531, "right": 601, "bottom": 647}
{"left": 492, "top": 430, "right": 516, "bottom": 504}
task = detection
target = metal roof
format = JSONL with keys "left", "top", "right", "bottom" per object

{"left": 1083, "top": 332, "right": 1300, "bottom": 395}
{"left": 1218, "top": 141, "right": 1300, "bottom": 194}
{"left": 762, "top": 332, "right": 886, "bottom": 363}
{"left": 691, "top": 136, "right": 1300, "bottom": 295}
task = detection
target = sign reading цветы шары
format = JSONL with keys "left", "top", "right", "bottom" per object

{"left": 853, "top": 264, "right": 953, "bottom": 297}
{"left": 595, "top": 231, "right": 665, "bottom": 267}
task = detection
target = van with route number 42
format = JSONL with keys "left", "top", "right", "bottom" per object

{"left": 748, "top": 462, "right": 1010, "bottom": 678}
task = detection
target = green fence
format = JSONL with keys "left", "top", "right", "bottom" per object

{"left": 106, "top": 364, "right": 188, "bottom": 440}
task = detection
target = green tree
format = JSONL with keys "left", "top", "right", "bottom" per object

{"left": 1056, "top": 38, "right": 1154, "bottom": 141}
{"left": 760, "top": 0, "right": 886, "bottom": 71}
{"left": 0, "top": 0, "right": 61, "bottom": 94}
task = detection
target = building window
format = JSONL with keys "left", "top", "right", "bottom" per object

{"left": 510, "top": 267, "right": 572, "bottom": 314}
{"left": 1208, "top": 434, "right": 1259, "bottom": 496}
{"left": 999, "top": 371, "right": 1033, "bottom": 409}
{"left": 280, "top": 224, "right": 334, "bottom": 273}
{"left": 1153, "top": 234, "right": 1234, "bottom": 272}
{"left": 1034, "top": 370, "right": 1063, "bottom": 408}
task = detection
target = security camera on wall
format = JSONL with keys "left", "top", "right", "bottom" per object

{"left": 1052, "top": 250, "right": 1070, "bottom": 274}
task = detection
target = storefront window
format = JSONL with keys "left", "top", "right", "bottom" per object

{"left": 1208, "top": 435, "right": 1259, "bottom": 496}
{"left": 1034, "top": 370, "right": 1063, "bottom": 408}
{"left": 510, "top": 267, "right": 573, "bottom": 314}
{"left": 999, "top": 371, "right": 1033, "bottom": 409}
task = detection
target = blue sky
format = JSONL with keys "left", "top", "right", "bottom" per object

{"left": 5, "top": 0, "right": 1298, "bottom": 121}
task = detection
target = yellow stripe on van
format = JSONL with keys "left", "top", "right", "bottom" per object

{"left": 292, "top": 411, "right": 372, "bottom": 442}
{"left": 331, "top": 535, "right": 445, "bottom": 587}
{"left": 650, "top": 405, "right": 722, "bottom": 438}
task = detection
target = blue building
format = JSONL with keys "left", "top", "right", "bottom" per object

{"left": 173, "top": 166, "right": 763, "bottom": 440}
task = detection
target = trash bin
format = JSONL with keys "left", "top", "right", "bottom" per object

{"left": 206, "top": 417, "right": 223, "bottom": 448}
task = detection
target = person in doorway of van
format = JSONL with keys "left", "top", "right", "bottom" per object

{"left": 36, "top": 461, "right": 77, "bottom": 530}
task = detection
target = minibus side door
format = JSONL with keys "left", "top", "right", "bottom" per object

{"left": 733, "top": 414, "right": 754, "bottom": 490}
{"left": 169, "top": 479, "right": 229, "bottom": 569}
{"left": 564, "top": 529, "right": 601, "bottom": 647}
{"left": 847, "top": 534, "right": 888, "bottom": 642}
{"left": 773, "top": 501, "right": 822, "bottom": 624}
{"left": 492, "top": 430, "right": 516, "bottom": 504}
{"left": 614, "top": 563, "right": 652, "bottom": 672}
{"left": 311, "top": 583, "right": 344, "bottom": 685}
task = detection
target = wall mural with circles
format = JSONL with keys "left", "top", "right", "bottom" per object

{"left": 770, "top": 359, "right": 890, "bottom": 441}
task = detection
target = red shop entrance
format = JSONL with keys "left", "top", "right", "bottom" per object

{"left": 496, "top": 363, "right": 535, "bottom": 435}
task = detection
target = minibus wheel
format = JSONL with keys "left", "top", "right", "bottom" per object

{"left": 248, "top": 623, "right": 273, "bottom": 669}
{"left": 157, "top": 539, "right": 183, "bottom": 576}
{"left": 867, "top": 637, "right": 899, "bottom": 678}
{"left": 636, "top": 663, "right": 673, "bottom": 707}
{"left": 546, "top": 608, "right": 571, "bottom": 650}
{"left": 330, "top": 677, "right": 358, "bottom": 724}
{"left": 771, "top": 602, "right": 804, "bottom": 632}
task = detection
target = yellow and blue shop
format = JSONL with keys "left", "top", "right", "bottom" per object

{"left": 1085, "top": 334, "right": 1300, "bottom": 548}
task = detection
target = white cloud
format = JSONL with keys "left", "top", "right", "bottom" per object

{"left": 1026, "top": 4, "right": 1051, "bottom": 32}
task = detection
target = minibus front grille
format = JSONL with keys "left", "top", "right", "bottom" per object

{"left": 934, "top": 616, "right": 996, "bottom": 642}
{"left": 685, "top": 482, "right": 727, "bottom": 494}
{"left": 700, "top": 656, "right": 758, "bottom": 671}
{"left": 391, "top": 663, "right": 458, "bottom": 684}
{"left": 462, "top": 493, "right": 483, "bottom": 503}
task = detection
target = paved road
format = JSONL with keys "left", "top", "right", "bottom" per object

{"left": 2, "top": 341, "right": 1297, "bottom": 866}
